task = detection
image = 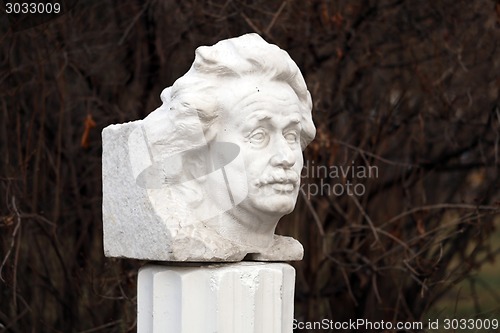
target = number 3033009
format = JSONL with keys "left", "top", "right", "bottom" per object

{"left": 5, "top": 2, "right": 61, "bottom": 14}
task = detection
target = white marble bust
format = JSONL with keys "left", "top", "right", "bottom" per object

{"left": 102, "top": 34, "right": 315, "bottom": 261}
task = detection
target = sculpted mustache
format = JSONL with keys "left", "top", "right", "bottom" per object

{"left": 255, "top": 171, "right": 299, "bottom": 186}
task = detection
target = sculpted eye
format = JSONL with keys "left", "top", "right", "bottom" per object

{"left": 284, "top": 131, "right": 299, "bottom": 144}
{"left": 249, "top": 129, "right": 267, "bottom": 145}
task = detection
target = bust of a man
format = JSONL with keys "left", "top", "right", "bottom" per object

{"left": 103, "top": 34, "right": 315, "bottom": 261}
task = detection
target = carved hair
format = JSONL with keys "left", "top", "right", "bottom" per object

{"left": 144, "top": 33, "right": 315, "bottom": 160}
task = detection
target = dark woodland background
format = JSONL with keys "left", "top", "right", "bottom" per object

{"left": 1, "top": 0, "right": 500, "bottom": 332}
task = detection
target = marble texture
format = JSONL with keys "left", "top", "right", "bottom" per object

{"left": 137, "top": 263, "right": 295, "bottom": 333}
{"left": 102, "top": 33, "right": 315, "bottom": 261}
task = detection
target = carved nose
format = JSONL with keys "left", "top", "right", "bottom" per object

{"left": 270, "top": 139, "right": 296, "bottom": 168}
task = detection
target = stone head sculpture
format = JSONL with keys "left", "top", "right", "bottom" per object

{"left": 103, "top": 34, "right": 315, "bottom": 261}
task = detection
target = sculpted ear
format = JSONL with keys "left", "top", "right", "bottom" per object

{"left": 176, "top": 151, "right": 208, "bottom": 209}
{"left": 183, "top": 147, "right": 210, "bottom": 183}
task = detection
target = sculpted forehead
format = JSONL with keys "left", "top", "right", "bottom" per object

{"left": 220, "top": 80, "right": 301, "bottom": 123}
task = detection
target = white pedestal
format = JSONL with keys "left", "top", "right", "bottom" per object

{"left": 138, "top": 262, "right": 295, "bottom": 333}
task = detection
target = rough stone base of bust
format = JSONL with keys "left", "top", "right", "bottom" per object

{"left": 138, "top": 262, "right": 295, "bottom": 333}
{"left": 102, "top": 122, "right": 303, "bottom": 261}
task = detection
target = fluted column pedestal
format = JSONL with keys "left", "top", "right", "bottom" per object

{"left": 138, "top": 262, "right": 295, "bottom": 333}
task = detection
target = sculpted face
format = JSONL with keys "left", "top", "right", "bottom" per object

{"left": 106, "top": 34, "right": 315, "bottom": 261}
{"left": 217, "top": 80, "right": 304, "bottom": 219}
